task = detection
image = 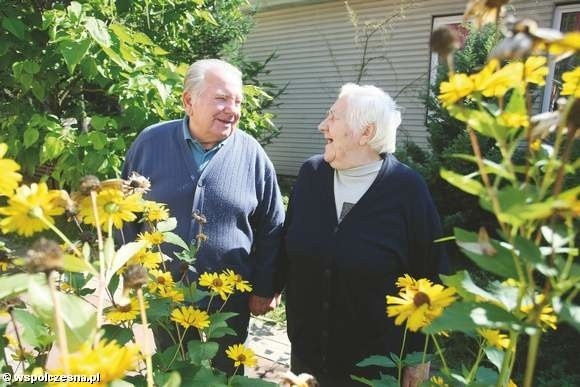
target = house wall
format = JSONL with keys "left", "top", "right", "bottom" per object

{"left": 242, "top": 0, "right": 563, "bottom": 176}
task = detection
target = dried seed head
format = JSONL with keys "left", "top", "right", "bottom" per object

{"left": 196, "top": 233, "right": 209, "bottom": 243}
{"left": 78, "top": 175, "right": 101, "bottom": 196}
{"left": 477, "top": 227, "right": 497, "bottom": 256}
{"left": 192, "top": 210, "right": 207, "bottom": 224}
{"left": 79, "top": 231, "right": 96, "bottom": 244}
{"left": 123, "top": 264, "right": 148, "bottom": 290}
{"left": 0, "top": 297, "right": 21, "bottom": 313}
{"left": 123, "top": 172, "right": 151, "bottom": 196}
{"left": 26, "top": 238, "right": 64, "bottom": 273}
{"left": 486, "top": 0, "right": 509, "bottom": 7}
{"left": 489, "top": 32, "right": 534, "bottom": 61}
{"left": 430, "top": 26, "right": 460, "bottom": 57}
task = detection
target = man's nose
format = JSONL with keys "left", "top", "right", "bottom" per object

{"left": 318, "top": 119, "right": 328, "bottom": 133}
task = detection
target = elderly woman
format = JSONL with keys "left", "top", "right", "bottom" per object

{"left": 278, "top": 84, "right": 448, "bottom": 386}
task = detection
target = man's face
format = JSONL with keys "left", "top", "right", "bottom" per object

{"left": 183, "top": 68, "right": 243, "bottom": 146}
{"left": 318, "top": 96, "right": 360, "bottom": 170}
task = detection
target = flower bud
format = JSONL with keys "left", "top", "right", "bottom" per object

{"left": 123, "top": 264, "right": 148, "bottom": 290}
{"left": 78, "top": 175, "right": 101, "bottom": 196}
{"left": 26, "top": 238, "right": 64, "bottom": 274}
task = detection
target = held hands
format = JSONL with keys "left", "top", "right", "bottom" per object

{"left": 248, "top": 293, "right": 281, "bottom": 316}
{"left": 402, "top": 362, "right": 430, "bottom": 387}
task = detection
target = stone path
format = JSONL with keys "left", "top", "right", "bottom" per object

{"left": 245, "top": 317, "right": 290, "bottom": 383}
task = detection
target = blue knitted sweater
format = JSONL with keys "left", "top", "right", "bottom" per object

{"left": 122, "top": 118, "right": 285, "bottom": 297}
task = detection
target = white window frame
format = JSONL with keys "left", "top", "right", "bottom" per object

{"left": 541, "top": 3, "right": 580, "bottom": 112}
{"left": 429, "top": 15, "right": 464, "bottom": 86}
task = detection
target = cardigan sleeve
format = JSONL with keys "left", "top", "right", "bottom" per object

{"left": 248, "top": 158, "right": 285, "bottom": 297}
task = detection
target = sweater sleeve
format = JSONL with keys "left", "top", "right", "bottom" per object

{"left": 249, "top": 158, "right": 285, "bottom": 297}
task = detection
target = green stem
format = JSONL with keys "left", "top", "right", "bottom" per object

{"left": 90, "top": 191, "right": 106, "bottom": 342}
{"left": 137, "top": 288, "right": 154, "bottom": 387}
{"left": 398, "top": 326, "right": 408, "bottom": 384}
{"left": 432, "top": 335, "right": 449, "bottom": 374}
{"left": 467, "top": 342, "right": 485, "bottom": 383}
{"left": 39, "top": 216, "right": 81, "bottom": 257}
{"left": 523, "top": 330, "right": 541, "bottom": 387}
{"left": 48, "top": 271, "right": 69, "bottom": 373}
{"left": 497, "top": 332, "right": 518, "bottom": 387}
{"left": 421, "top": 334, "right": 430, "bottom": 365}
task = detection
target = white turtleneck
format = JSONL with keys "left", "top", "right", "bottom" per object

{"left": 334, "top": 159, "right": 383, "bottom": 222}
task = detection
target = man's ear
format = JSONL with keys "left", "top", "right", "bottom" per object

{"left": 182, "top": 91, "right": 193, "bottom": 114}
{"left": 359, "top": 123, "right": 376, "bottom": 146}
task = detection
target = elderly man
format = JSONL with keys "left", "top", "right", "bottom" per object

{"left": 278, "top": 83, "right": 447, "bottom": 386}
{"left": 121, "top": 59, "right": 284, "bottom": 373}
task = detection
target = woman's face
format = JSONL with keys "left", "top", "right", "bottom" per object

{"left": 318, "top": 96, "right": 360, "bottom": 170}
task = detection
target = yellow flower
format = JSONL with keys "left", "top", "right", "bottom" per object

{"left": 549, "top": 32, "right": 580, "bottom": 56}
{"left": 438, "top": 73, "right": 474, "bottom": 107}
{"left": 147, "top": 269, "right": 174, "bottom": 293}
{"left": 561, "top": 67, "right": 580, "bottom": 98}
{"left": 199, "top": 272, "right": 234, "bottom": 300}
{"left": 478, "top": 329, "right": 510, "bottom": 349}
{"left": 529, "top": 139, "right": 542, "bottom": 152}
{"left": 138, "top": 231, "right": 165, "bottom": 246}
{"left": 464, "top": 0, "right": 509, "bottom": 28}
{"left": 0, "top": 143, "right": 22, "bottom": 197}
{"left": 158, "top": 286, "right": 184, "bottom": 303}
{"left": 0, "top": 261, "right": 7, "bottom": 272}
{"left": 508, "top": 379, "right": 518, "bottom": 387}
{"left": 170, "top": 306, "right": 210, "bottom": 329}
{"left": 520, "top": 296, "right": 558, "bottom": 331}
{"left": 50, "top": 339, "right": 138, "bottom": 386}
{"left": 223, "top": 269, "right": 253, "bottom": 293}
{"left": 524, "top": 56, "right": 548, "bottom": 86}
{"left": 105, "top": 298, "right": 144, "bottom": 324}
{"left": 498, "top": 112, "right": 529, "bottom": 128}
{"left": 0, "top": 183, "right": 64, "bottom": 237}
{"left": 430, "top": 375, "right": 450, "bottom": 386}
{"left": 386, "top": 277, "right": 457, "bottom": 332}
{"left": 226, "top": 344, "right": 257, "bottom": 368}
{"left": 142, "top": 200, "right": 169, "bottom": 222}
{"left": 78, "top": 188, "right": 144, "bottom": 230}
{"left": 470, "top": 60, "right": 498, "bottom": 92}
{"left": 128, "top": 248, "right": 162, "bottom": 270}
{"left": 475, "top": 61, "right": 524, "bottom": 97}
{"left": 396, "top": 274, "right": 418, "bottom": 291}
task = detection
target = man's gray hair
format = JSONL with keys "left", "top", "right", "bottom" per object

{"left": 183, "top": 59, "right": 243, "bottom": 98}
{"left": 339, "top": 83, "right": 401, "bottom": 154}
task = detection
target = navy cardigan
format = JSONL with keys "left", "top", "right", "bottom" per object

{"left": 279, "top": 154, "right": 448, "bottom": 381}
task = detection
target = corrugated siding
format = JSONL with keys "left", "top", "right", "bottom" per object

{"left": 242, "top": 0, "right": 561, "bottom": 176}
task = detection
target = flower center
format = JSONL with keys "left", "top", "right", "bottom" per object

{"left": 212, "top": 278, "right": 223, "bottom": 287}
{"left": 413, "top": 291, "right": 431, "bottom": 307}
{"left": 28, "top": 206, "right": 44, "bottom": 219}
{"left": 118, "top": 303, "right": 132, "bottom": 312}
{"left": 157, "top": 276, "right": 166, "bottom": 285}
{"left": 104, "top": 202, "right": 120, "bottom": 214}
{"left": 238, "top": 354, "right": 246, "bottom": 362}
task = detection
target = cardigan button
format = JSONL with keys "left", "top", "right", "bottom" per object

{"left": 197, "top": 180, "right": 204, "bottom": 187}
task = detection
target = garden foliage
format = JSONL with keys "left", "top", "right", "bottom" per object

{"left": 0, "top": 0, "right": 279, "bottom": 188}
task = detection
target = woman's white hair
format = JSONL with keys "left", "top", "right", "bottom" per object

{"left": 183, "top": 59, "right": 242, "bottom": 99}
{"left": 339, "top": 83, "right": 401, "bottom": 154}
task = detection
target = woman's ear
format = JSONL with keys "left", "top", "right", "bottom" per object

{"left": 359, "top": 123, "right": 376, "bottom": 146}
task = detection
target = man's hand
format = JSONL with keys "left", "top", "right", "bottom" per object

{"left": 402, "top": 362, "right": 430, "bottom": 387}
{"left": 248, "top": 294, "right": 281, "bottom": 316}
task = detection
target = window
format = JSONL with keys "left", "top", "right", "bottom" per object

{"left": 429, "top": 15, "right": 470, "bottom": 86}
{"left": 542, "top": 4, "right": 580, "bottom": 112}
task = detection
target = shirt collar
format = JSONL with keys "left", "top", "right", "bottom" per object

{"left": 181, "top": 116, "right": 229, "bottom": 152}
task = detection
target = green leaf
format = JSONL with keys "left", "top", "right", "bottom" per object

{"left": 85, "top": 17, "right": 111, "bottom": 47}
{"left": 163, "top": 231, "right": 189, "bottom": 251}
{"left": 101, "top": 324, "right": 134, "bottom": 345}
{"left": 41, "top": 136, "right": 65, "bottom": 163}
{"left": 187, "top": 341, "right": 219, "bottom": 364}
{"left": 441, "top": 271, "right": 492, "bottom": 302}
{"left": 157, "top": 217, "right": 177, "bottom": 232}
{"left": 356, "top": 355, "right": 396, "bottom": 368}
{"left": 350, "top": 375, "right": 398, "bottom": 387}
{"left": 88, "top": 131, "right": 107, "bottom": 150}
{"left": 109, "top": 23, "right": 134, "bottom": 43}
{"left": 102, "top": 46, "right": 129, "bottom": 70}
{"left": 31, "top": 80, "right": 47, "bottom": 102}
{"left": 512, "top": 236, "right": 557, "bottom": 276}
{"left": 484, "top": 347, "right": 505, "bottom": 371}
{"left": 12, "top": 309, "right": 53, "bottom": 347}
{"left": 553, "top": 298, "right": 580, "bottom": 332}
{"left": 476, "top": 366, "right": 499, "bottom": 385}
{"left": 59, "top": 39, "right": 91, "bottom": 74}
{"left": 454, "top": 228, "right": 519, "bottom": 279}
{"left": 194, "top": 9, "right": 219, "bottom": 26}
{"left": 440, "top": 169, "right": 484, "bottom": 196}
{"left": 63, "top": 254, "right": 97, "bottom": 275}
{"left": 106, "top": 241, "right": 147, "bottom": 284}
{"left": 449, "top": 153, "right": 514, "bottom": 181}
{"left": 505, "top": 88, "right": 526, "bottom": 115}
{"left": 23, "top": 127, "right": 39, "bottom": 148}
{"left": 146, "top": 298, "right": 171, "bottom": 323}
{"left": 423, "top": 301, "right": 534, "bottom": 334}
{"left": 206, "top": 326, "right": 236, "bottom": 339}
{"left": 191, "top": 367, "right": 227, "bottom": 386}
{"left": 0, "top": 273, "right": 45, "bottom": 299}
{"left": 448, "top": 106, "right": 496, "bottom": 137}
{"left": 183, "top": 284, "right": 209, "bottom": 304}
{"left": 67, "top": 2, "right": 83, "bottom": 20}
{"left": 230, "top": 375, "right": 276, "bottom": 386}
{"left": 2, "top": 17, "right": 28, "bottom": 40}
{"left": 161, "top": 372, "right": 181, "bottom": 387}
